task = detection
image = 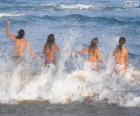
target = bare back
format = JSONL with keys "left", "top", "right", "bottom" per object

{"left": 114, "top": 48, "right": 128, "bottom": 65}
{"left": 14, "top": 39, "right": 28, "bottom": 57}
{"left": 44, "top": 44, "right": 59, "bottom": 61}
{"left": 80, "top": 48, "right": 102, "bottom": 63}
{"left": 6, "top": 20, "right": 36, "bottom": 59}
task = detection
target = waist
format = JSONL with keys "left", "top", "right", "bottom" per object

{"left": 45, "top": 59, "right": 56, "bottom": 64}
{"left": 14, "top": 52, "right": 24, "bottom": 57}
{"left": 13, "top": 55, "right": 25, "bottom": 63}
{"left": 115, "top": 60, "right": 126, "bottom": 65}
{"left": 87, "top": 58, "right": 98, "bottom": 63}
{"left": 13, "top": 55, "right": 24, "bottom": 59}
{"left": 114, "top": 64, "right": 126, "bottom": 71}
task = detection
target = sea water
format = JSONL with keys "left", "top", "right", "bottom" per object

{"left": 0, "top": 0, "right": 140, "bottom": 109}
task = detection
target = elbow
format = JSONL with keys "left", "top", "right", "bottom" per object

{"left": 6, "top": 33, "right": 9, "bottom": 38}
{"left": 6, "top": 31, "right": 10, "bottom": 37}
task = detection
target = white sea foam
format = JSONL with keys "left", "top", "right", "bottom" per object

{"left": 59, "top": 4, "right": 93, "bottom": 10}
{"left": 125, "top": 97, "right": 140, "bottom": 107}
{"left": 0, "top": 13, "right": 25, "bottom": 18}
{"left": 40, "top": 3, "right": 103, "bottom": 10}
{"left": 0, "top": 33, "right": 140, "bottom": 107}
{"left": 0, "top": 55, "right": 140, "bottom": 107}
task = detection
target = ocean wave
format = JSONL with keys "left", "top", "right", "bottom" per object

{"left": 1, "top": 13, "right": 140, "bottom": 26}
{"left": 0, "top": 34, "right": 140, "bottom": 107}
{"left": 40, "top": 3, "right": 102, "bottom": 10}
{"left": 0, "top": 13, "right": 25, "bottom": 18}
{"left": 32, "top": 14, "right": 140, "bottom": 25}
{"left": 0, "top": 58, "right": 140, "bottom": 107}
{"left": 35, "top": 3, "right": 125, "bottom": 11}
{"left": 63, "top": 15, "right": 140, "bottom": 25}
{"left": 0, "top": 3, "right": 103, "bottom": 11}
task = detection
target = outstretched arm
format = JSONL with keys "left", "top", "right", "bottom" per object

{"left": 80, "top": 48, "right": 88, "bottom": 55}
{"left": 125, "top": 49, "right": 128, "bottom": 70}
{"left": 97, "top": 49, "right": 103, "bottom": 64}
{"left": 6, "top": 20, "right": 16, "bottom": 41}
{"left": 43, "top": 45, "right": 46, "bottom": 54}
{"left": 27, "top": 42, "right": 38, "bottom": 59}
{"left": 71, "top": 48, "right": 88, "bottom": 57}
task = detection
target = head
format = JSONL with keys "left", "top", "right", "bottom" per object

{"left": 45, "top": 34, "right": 55, "bottom": 50}
{"left": 47, "top": 34, "right": 55, "bottom": 44}
{"left": 90, "top": 37, "right": 98, "bottom": 49}
{"left": 118, "top": 36, "right": 126, "bottom": 51}
{"left": 89, "top": 37, "right": 98, "bottom": 54}
{"left": 16, "top": 29, "right": 25, "bottom": 39}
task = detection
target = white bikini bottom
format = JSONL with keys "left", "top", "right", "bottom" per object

{"left": 114, "top": 64, "right": 126, "bottom": 74}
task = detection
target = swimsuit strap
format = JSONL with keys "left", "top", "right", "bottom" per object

{"left": 46, "top": 59, "right": 56, "bottom": 61}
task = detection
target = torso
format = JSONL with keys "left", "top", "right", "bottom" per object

{"left": 88, "top": 49, "right": 99, "bottom": 63}
{"left": 82, "top": 48, "right": 101, "bottom": 70}
{"left": 44, "top": 44, "right": 59, "bottom": 64}
{"left": 82, "top": 48, "right": 100, "bottom": 63}
{"left": 14, "top": 39, "right": 28, "bottom": 57}
{"left": 114, "top": 48, "right": 128, "bottom": 65}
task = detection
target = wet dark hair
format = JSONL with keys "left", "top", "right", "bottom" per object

{"left": 114, "top": 37, "right": 126, "bottom": 54}
{"left": 44, "top": 34, "right": 55, "bottom": 51}
{"left": 16, "top": 29, "right": 25, "bottom": 39}
{"left": 118, "top": 37, "right": 126, "bottom": 50}
{"left": 88, "top": 37, "right": 98, "bottom": 55}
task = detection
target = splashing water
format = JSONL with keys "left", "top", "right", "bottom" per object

{"left": 0, "top": 31, "right": 140, "bottom": 108}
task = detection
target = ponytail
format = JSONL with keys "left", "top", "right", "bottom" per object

{"left": 118, "top": 37, "right": 126, "bottom": 51}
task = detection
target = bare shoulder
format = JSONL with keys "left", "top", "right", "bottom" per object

{"left": 55, "top": 44, "right": 59, "bottom": 48}
{"left": 95, "top": 48, "right": 101, "bottom": 53}
{"left": 23, "top": 39, "right": 29, "bottom": 46}
{"left": 84, "top": 48, "right": 89, "bottom": 51}
{"left": 12, "top": 36, "right": 17, "bottom": 41}
{"left": 54, "top": 44, "right": 59, "bottom": 49}
{"left": 23, "top": 38, "right": 28, "bottom": 43}
{"left": 82, "top": 48, "right": 89, "bottom": 53}
{"left": 124, "top": 48, "right": 128, "bottom": 53}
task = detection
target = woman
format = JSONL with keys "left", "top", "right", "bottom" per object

{"left": 43, "top": 34, "right": 59, "bottom": 65}
{"left": 79, "top": 38, "right": 103, "bottom": 71}
{"left": 113, "top": 37, "right": 128, "bottom": 74}
{"left": 6, "top": 20, "right": 37, "bottom": 63}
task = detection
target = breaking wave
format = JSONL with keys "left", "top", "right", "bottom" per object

{"left": 39, "top": 3, "right": 102, "bottom": 10}
{"left": 26, "top": 14, "right": 140, "bottom": 26}
{"left": 0, "top": 13, "right": 25, "bottom": 18}
{"left": 0, "top": 36, "right": 140, "bottom": 107}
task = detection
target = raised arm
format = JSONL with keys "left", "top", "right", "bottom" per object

{"left": 6, "top": 20, "right": 16, "bottom": 41}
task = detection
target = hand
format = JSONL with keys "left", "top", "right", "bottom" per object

{"left": 6, "top": 19, "right": 10, "bottom": 25}
{"left": 125, "top": 64, "right": 128, "bottom": 72}
{"left": 72, "top": 51, "right": 80, "bottom": 57}
{"left": 32, "top": 54, "right": 42, "bottom": 61}
{"left": 100, "top": 60, "right": 104, "bottom": 64}
{"left": 6, "top": 19, "right": 10, "bottom": 28}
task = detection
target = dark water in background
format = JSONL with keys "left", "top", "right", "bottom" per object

{"left": 0, "top": 0, "right": 140, "bottom": 115}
